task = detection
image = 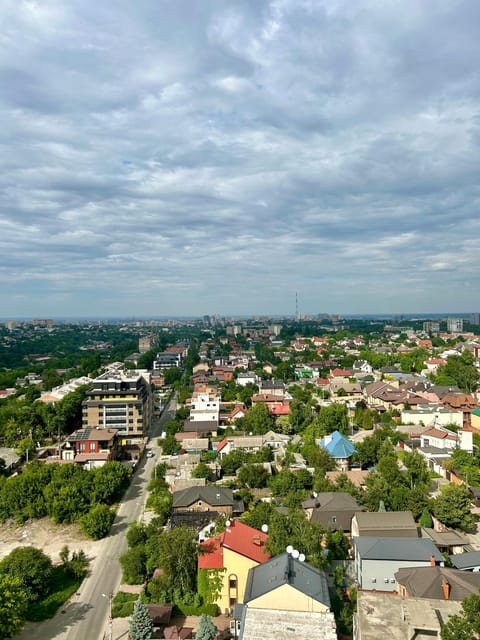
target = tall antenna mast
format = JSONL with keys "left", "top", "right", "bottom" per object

{"left": 296, "top": 292, "right": 299, "bottom": 321}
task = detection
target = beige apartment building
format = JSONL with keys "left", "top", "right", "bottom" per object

{"left": 82, "top": 364, "right": 153, "bottom": 442}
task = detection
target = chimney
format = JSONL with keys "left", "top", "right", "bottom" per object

{"left": 430, "top": 554, "right": 436, "bottom": 567}
{"left": 442, "top": 578, "right": 451, "bottom": 600}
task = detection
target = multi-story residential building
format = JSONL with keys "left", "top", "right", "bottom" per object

{"left": 470, "top": 313, "right": 480, "bottom": 326}
{"left": 82, "top": 364, "right": 153, "bottom": 442}
{"left": 153, "top": 351, "right": 182, "bottom": 370}
{"left": 447, "top": 317, "right": 463, "bottom": 333}
{"left": 189, "top": 391, "right": 220, "bottom": 423}
{"left": 423, "top": 321, "right": 440, "bottom": 333}
{"left": 138, "top": 332, "right": 158, "bottom": 354}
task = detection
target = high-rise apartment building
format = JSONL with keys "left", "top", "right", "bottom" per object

{"left": 447, "top": 317, "right": 463, "bottom": 333}
{"left": 423, "top": 321, "right": 440, "bottom": 333}
{"left": 138, "top": 332, "right": 159, "bottom": 354}
{"left": 82, "top": 364, "right": 153, "bottom": 442}
{"left": 470, "top": 313, "right": 480, "bottom": 326}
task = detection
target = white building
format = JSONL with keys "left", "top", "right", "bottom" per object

{"left": 189, "top": 391, "right": 220, "bottom": 423}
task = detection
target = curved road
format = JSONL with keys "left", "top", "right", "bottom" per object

{"left": 17, "top": 394, "right": 176, "bottom": 640}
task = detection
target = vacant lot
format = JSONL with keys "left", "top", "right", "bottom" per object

{"left": 0, "top": 517, "right": 102, "bottom": 563}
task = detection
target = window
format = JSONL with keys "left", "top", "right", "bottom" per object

{"left": 384, "top": 578, "right": 389, "bottom": 584}
{"left": 371, "top": 578, "right": 376, "bottom": 583}
{"left": 90, "top": 442, "right": 96, "bottom": 451}
{"left": 332, "top": 516, "right": 337, "bottom": 525}
{"left": 229, "top": 577, "right": 237, "bottom": 589}
{"left": 80, "top": 443, "right": 86, "bottom": 451}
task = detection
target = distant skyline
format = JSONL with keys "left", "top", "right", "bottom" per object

{"left": 2, "top": 1, "right": 480, "bottom": 317}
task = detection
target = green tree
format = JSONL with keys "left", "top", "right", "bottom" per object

{"left": 220, "top": 449, "right": 248, "bottom": 475}
{"left": 127, "top": 523, "right": 149, "bottom": 548}
{"left": 0, "top": 546, "right": 53, "bottom": 603}
{"left": 419, "top": 507, "right": 433, "bottom": 528}
{"left": 403, "top": 450, "right": 431, "bottom": 489}
{"left": 145, "top": 526, "right": 198, "bottom": 600}
{"left": 80, "top": 504, "right": 115, "bottom": 539}
{"left": 0, "top": 574, "right": 29, "bottom": 639}
{"left": 441, "top": 593, "right": 480, "bottom": 640}
{"left": 436, "top": 352, "right": 479, "bottom": 392}
{"left": 237, "top": 464, "right": 269, "bottom": 489}
{"left": 433, "top": 484, "right": 475, "bottom": 532}
{"left": 265, "top": 510, "right": 326, "bottom": 570}
{"left": 90, "top": 461, "right": 131, "bottom": 504}
{"left": 196, "top": 614, "right": 218, "bottom": 640}
{"left": 243, "top": 403, "right": 274, "bottom": 435}
{"left": 192, "top": 463, "right": 214, "bottom": 483}
{"left": 129, "top": 598, "right": 153, "bottom": 640}
{"left": 120, "top": 548, "right": 147, "bottom": 585}
{"left": 164, "top": 368, "right": 182, "bottom": 385}
{"left": 289, "top": 400, "right": 313, "bottom": 434}
{"left": 158, "top": 434, "right": 179, "bottom": 456}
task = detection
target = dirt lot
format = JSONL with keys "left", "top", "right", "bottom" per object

{"left": 0, "top": 517, "right": 102, "bottom": 563}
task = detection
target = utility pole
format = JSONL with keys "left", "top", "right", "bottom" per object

{"left": 102, "top": 592, "right": 113, "bottom": 640}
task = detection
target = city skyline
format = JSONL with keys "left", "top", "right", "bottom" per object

{"left": 2, "top": 1, "right": 480, "bottom": 317}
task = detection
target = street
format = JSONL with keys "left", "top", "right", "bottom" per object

{"left": 16, "top": 394, "right": 176, "bottom": 640}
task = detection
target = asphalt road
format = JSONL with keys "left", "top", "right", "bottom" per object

{"left": 17, "top": 394, "right": 176, "bottom": 640}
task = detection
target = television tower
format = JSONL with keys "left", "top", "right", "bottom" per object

{"left": 296, "top": 292, "right": 299, "bottom": 321}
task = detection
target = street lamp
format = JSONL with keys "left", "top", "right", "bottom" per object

{"left": 102, "top": 592, "right": 113, "bottom": 640}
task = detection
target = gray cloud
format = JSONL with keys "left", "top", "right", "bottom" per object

{"left": 1, "top": 0, "right": 480, "bottom": 317}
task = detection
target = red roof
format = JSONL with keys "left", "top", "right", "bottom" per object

{"left": 216, "top": 438, "right": 228, "bottom": 452}
{"left": 423, "top": 427, "right": 458, "bottom": 440}
{"left": 331, "top": 368, "right": 352, "bottom": 377}
{"left": 198, "top": 537, "right": 224, "bottom": 569}
{"left": 198, "top": 520, "right": 270, "bottom": 569}
{"left": 268, "top": 404, "right": 291, "bottom": 415}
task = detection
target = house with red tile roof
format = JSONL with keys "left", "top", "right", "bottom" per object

{"left": 198, "top": 519, "right": 270, "bottom": 614}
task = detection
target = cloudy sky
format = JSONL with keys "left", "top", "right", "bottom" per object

{"left": 1, "top": 0, "right": 479, "bottom": 318}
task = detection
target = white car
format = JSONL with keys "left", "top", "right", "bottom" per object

{"left": 146, "top": 449, "right": 154, "bottom": 458}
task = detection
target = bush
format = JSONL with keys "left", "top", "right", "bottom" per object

{"left": 80, "top": 504, "right": 115, "bottom": 539}
{"left": 174, "top": 602, "right": 218, "bottom": 617}
{"left": 120, "top": 548, "right": 147, "bottom": 585}
{"left": 112, "top": 591, "right": 138, "bottom": 618}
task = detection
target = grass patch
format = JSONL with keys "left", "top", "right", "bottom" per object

{"left": 26, "top": 566, "right": 84, "bottom": 622}
{"left": 112, "top": 591, "right": 138, "bottom": 618}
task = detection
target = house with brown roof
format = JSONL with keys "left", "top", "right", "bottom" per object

{"left": 440, "top": 392, "right": 478, "bottom": 425}
{"left": 325, "top": 469, "right": 371, "bottom": 489}
{"left": 351, "top": 511, "right": 419, "bottom": 538}
{"left": 395, "top": 566, "right": 480, "bottom": 600}
{"left": 302, "top": 492, "right": 362, "bottom": 533}
{"left": 172, "top": 486, "right": 240, "bottom": 516}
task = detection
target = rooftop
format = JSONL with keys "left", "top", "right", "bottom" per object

{"left": 355, "top": 536, "right": 443, "bottom": 562}
{"left": 244, "top": 552, "right": 331, "bottom": 609}
{"left": 355, "top": 591, "right": 461, "bottom": 640}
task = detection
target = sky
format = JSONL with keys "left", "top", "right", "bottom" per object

{"left": 1, "top": 0, "right": 480, "bottom": 319}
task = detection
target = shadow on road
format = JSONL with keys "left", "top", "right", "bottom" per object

{"left": 17, "top": 602, "right": 94, "bottom": 640}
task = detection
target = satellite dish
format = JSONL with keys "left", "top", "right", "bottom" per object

{"left": 261, "top": 524, "right": 268, "bottom": 533}
{"left": 292, "top": 549, "right": 300, "bottom": 559}
{"left": 226, "top": 520, "right": 231, "bottom": 527}
{"left": 286, "top": 545, "right": 294, "bottom": 554}
{"left": 299, "top": 553, "right": 305, "bottom": 562}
